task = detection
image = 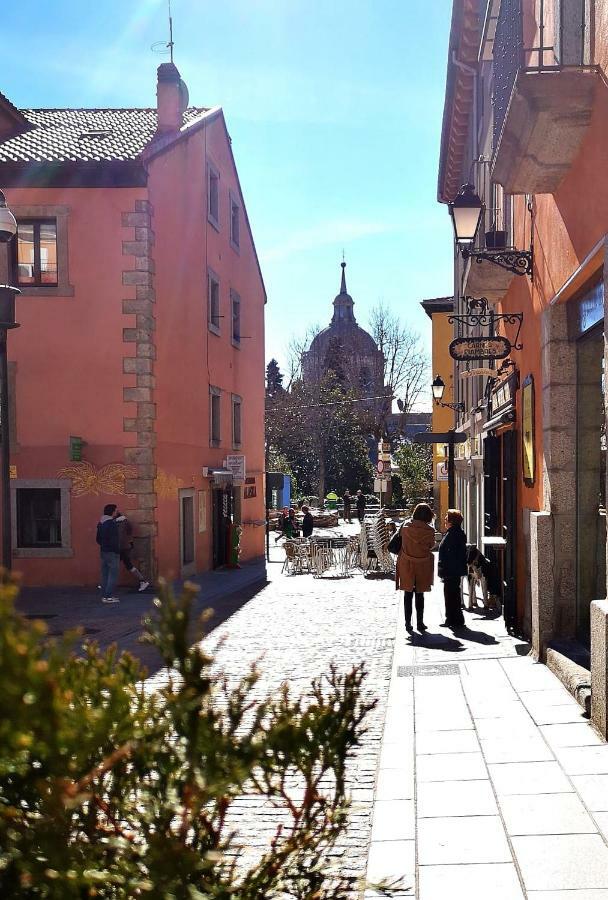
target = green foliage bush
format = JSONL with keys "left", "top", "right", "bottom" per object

{"left": 0, "top": 576, "right": 377, "bottom": 898}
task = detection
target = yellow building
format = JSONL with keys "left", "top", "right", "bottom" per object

{"left": 420, "top": 296, "right": 455, "bottom": 527}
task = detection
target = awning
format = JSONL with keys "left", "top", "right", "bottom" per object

{"left": 481, "top": 408, "right": 516, "bottom": 434}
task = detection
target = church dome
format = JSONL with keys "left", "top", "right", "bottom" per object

{"left": 306, "top": 262, "right": 379, "bottom": 357}
{"left": 302, "top": 261, "right": 385, "bottom": 390}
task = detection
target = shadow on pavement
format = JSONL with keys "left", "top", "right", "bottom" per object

{"left": 407, "top": 631, "right": 465, "bottom": 653}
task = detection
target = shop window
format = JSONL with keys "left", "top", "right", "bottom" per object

{"left": 576, "top": 323, "right": 607, "bottom": 644}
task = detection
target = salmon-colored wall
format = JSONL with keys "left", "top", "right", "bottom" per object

{"left": 1, "top": 185, "right": 145, "bottom": 585}
{"left": 149, "top": 117, "right": 265, "bottom": 579}
{"left": 1, "top": 114, "right": 266, "bottom": 586}
{"left": 430, "top": 311, "right": 455, "bottom": 525}
{"left": 496, "top": 62, "right": 608, "bottom": 621}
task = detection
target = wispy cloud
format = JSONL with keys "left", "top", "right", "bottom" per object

{"left": 261, "top": 218, "right": 398, "bottom": 263}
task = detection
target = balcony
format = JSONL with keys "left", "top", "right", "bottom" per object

{"left": 491, "top": 0, "right": 600, "bottom": 194}
{"left": 492, "top": 68, "right": 599, "bottom": 194}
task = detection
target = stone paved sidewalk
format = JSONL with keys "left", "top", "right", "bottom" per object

{"left": 148, "top": 542, "right": 398, "bottom": 895}
{"left": 366, "top": 573, "right": 608, "bottom": 899}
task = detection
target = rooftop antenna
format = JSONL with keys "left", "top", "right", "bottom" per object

{"left": 151, "top": 0, "right": 175, "bottom": 63}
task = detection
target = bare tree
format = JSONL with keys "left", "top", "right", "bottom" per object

{"left": 369, "top": 302, "right": 428, "bottom": 428}
{"left": 285, "top": 323, "right": 321, "bottom": 388}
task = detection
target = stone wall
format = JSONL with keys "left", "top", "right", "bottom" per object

{"left": 121, "top": 199, "right": 157, "bottom": 580}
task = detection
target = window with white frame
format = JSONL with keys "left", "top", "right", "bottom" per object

{"left": 229, "top": 192, "right": 240, "bottom": 250}
{"left": 210, "top": 386, "right": 221, "bottom": 446}
{"left": 231, "top": 290, "right": 241, "bottom": 345}
{"left": 207, "top": 162, "right": 220, "bottom": 229}
{"left": 208, "top": 270, "right": 221, "bottom": 333}
{"left": 232, "top": 394, "right": 242, "bottom": 448}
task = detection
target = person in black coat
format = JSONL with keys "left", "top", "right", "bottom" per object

{"left": 438, "top": 509, "right": 467, "bottom": 628}
{"left": 301, "top": 504, "right": 314, "bottom": 538}
{"left": 355, "top": 490, "right": 366, "bottom": 522}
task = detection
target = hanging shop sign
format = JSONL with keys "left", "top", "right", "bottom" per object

{"left": 449, "top": 335, "right": 511, "bottom": 361}
{"left": 459, "top": 367, "right": 496, "bottom": 379}
{"left": 225, "top": 454, "right": 246, "bottom": 484}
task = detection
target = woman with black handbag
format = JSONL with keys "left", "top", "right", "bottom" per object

{"left": 392, "top": 503, "right": 435, "bottom": 633}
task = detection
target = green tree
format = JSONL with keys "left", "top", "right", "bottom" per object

{"left": 265, "top": 374, "right": 373, "bottom": 500}
{"left": 265, "top": 358, "right": 285, "bottom": 397}
{"left": 394, "top": 440, "right": 432, "bottom": 505}
{"left": 0, "top": 576, "right": 382, "bottom": 898}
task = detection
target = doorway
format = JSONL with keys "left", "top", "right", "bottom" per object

{"left": 179, "top": 488, "right": 196, "bottom": 578}
{"left": 483, "top": 431, "right": 517, "bottom": 633}
{"left": 212, "top": 488, "right": 233, "bottom": 569}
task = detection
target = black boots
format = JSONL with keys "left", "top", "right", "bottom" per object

{"left": 404, "top": 592, "right": 426, "bottom": 633}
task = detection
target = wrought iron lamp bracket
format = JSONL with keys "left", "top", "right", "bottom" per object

{"left": 461, "top": 246, "right": 533, "bottom": 277}
{"left": 448, "top": 305, "right": 524, "bottom": 351}
{"left": 436, "top": 400, "right": 466, "bottom": 413}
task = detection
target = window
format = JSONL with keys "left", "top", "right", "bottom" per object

{"left": 229, "top": 192, "right": 240, "bottom": 250}
{"left": 208, "top": 271, "right": 221, "bottom": 333}
{"left": 16, "top": 488, "right": 61, "bottom": 548}
{"left": 210, "top": 386, "right": 221, "bottom": 446}
{"left": 14, "top": 220, "right": 58, "bottom": 286}
{"left": 207, "top": 162, "right": 220, "bottom": 229}
{"left": 232, "top": 394, "right": 242, "bottom": 447}
{"left": 231, "top": 290, "right": 241, "bottom": 345}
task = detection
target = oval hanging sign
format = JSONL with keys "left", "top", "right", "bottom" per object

{"left": 449, "top": 335, "right": 511, "bottom": 361}
{"left": 459, "top": 367, "right": 496, "bottom": 379}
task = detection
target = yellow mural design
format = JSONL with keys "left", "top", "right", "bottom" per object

{"left": 57, "top": 462, "right": 136, "bottom": 497}
{"left": 154, "top": 470, "right": 184, "bottom": 499}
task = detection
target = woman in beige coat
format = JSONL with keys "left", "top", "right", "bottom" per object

{"left": 395, "top": 502, "right": 436, "bottom": 633}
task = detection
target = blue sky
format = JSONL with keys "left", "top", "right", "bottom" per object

{"left": 2, "top": 0, "right": 454, "bottom": 396}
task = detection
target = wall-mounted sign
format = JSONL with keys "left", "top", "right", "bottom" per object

{"left": 225, "top": 454, "right": 246, "bottom": 484}
{"left": 490, "top": 371, "right": 519, "bottom": 418}
{"left": 449, "top": 336, "right": 511, "bottom": 361}
{"left": 459, "top": 367, "right": 496, "bottom": 379}
{"left": 244, "top": 485, "right": 257, "bottom": 499}
{"left": 436, "top": 461, "right": 449, "bottom": 482}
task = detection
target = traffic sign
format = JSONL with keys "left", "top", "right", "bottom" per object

{"left": 377, "top": 459, "right": 385, "bottom": 475}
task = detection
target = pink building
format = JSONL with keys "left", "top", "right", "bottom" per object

{"left": 0, "top": 64, "right": 266, "bottom": 586}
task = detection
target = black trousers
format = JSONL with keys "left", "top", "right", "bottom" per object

{"left": 404, "top": 591, "right": 425, "bottom": 627}
{"left": 443, "top": 576, "right": 465, "bottom": 627}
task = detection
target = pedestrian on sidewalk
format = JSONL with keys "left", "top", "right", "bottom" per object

{"left": 356, "top": 490, "right": 366, "bottom": 523}
{"left": 96, "top": 504, "right": 120, "bottom": 605}
{"left": 342, "top": 489, "right": 352, "bottom": 523}
{"left": 438, "top": 508, "right": 467, "bottom": 629}
{"left": 395, "top": 502, "right": 435, "bottom": 633}
{"left": 301, "top": 504, "right": 314, "bottom": 538}
{"left": 115, "top": 512, "right": 150, "bottom": 592}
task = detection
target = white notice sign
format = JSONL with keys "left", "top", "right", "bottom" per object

{"left": 436, "top": 461, "right": 449, "bottom": 482}
{"left": 226, "top": 454, "right": 246, "bottom": 483}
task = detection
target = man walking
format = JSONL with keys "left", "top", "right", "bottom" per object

{"left": 342, "top": 489, "right": 352, "bottom": 523}
{"left": 356, "top": 490, "right": 366, "bottom": 523}
{"left": 96, "top": 504, "right": 120, "bottom": 604}
{"left": 116, "top": 512, "right": 150, "bottom": 592}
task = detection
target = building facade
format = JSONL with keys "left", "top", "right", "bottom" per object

{"left": 0, "top": 63, "right": 266, "bottom": 586}
{"left": 420, "top": 296, "right": 455, "bottom": 527}
{"left": 437, "top": 0, "right": 608, "bottom": 732}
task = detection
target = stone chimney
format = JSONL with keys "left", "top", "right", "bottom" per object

{"left": 156, "top": 62, "right": 189, "bottom": 133}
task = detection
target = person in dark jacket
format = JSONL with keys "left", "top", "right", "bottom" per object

{"left": 356, "top": 490, "right": 366, "bottom": 522}
{"left": 301, "top": 504, "right": 314, "bottom": 538}
{"left": 96, "top": 504, "right": 120, "bottom": 604}
{"left": 116, "top": 512, "right": 150, "bottom": 592}
{"left": 438, "top": 508, "right": 467, "bottom": 628}
{"left": 343, "top": 490, "right": 352, "bottom": 523}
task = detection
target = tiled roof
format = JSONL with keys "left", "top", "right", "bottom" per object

{"left": 0, "top": 107, "right": 208, "bottom": 164}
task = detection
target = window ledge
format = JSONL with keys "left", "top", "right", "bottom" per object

{"left": 210, "top": 439, "right": 221, "bottom": 448}
{"left": 230, "top": 239, "right": 240, "bottom": 254}
{"left": 14, "top": 547, "right": 74, "bottom": 559}
{"left": 208, "top": 215, "right": 220, "bottom": 233}
{"left": 231, "top": 339, "right": 241, "bottom": 350}
{"left": 16, "top": 283, "right": 75, "bottom": 298}
{"left": 208, "top": 323, "right": 221, "bottom": 336}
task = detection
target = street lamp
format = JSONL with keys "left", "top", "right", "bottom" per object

{"left": 448, "top": 183, "right": 483, "bottom": 246}
{"left": 448, "top": 182, "right": 533, "bottom": 277}
{"left": 0, "top": 189, "right": 20, "bottom": 571}
{"left": 431, "top": 375, "right": 465, "bottom": 413}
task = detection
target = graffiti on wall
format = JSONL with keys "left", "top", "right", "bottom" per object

{"left": 57, "top": 462, "right": 136, "bottom": 496}
{"left": 57, "top": 461, "right": 184, "bottom": 499}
